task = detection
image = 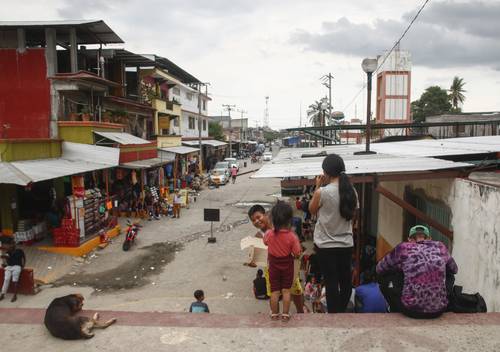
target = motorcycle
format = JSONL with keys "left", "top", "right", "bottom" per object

{"left": 122, "top": 220, "right": 142, "bottom": 251}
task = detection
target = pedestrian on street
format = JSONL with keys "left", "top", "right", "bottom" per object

{"left": 1, "top": 240, "right": 26, "bottom": 302}
{"left": 309, "top": 154, "right": 358, "bottom": 313}
{"left": 231, "top": 166, "right": 238, "bottom": 184}
{"left": 173, "top": 191, "right": 182, "bottom": 218}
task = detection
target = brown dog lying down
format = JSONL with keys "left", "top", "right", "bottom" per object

{"left": 44, "top": 294, "right": 117, "bottom": 339}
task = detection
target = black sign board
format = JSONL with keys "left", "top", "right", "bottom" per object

{"left": 204, "top": 208, "right": 220, "bottom": 222}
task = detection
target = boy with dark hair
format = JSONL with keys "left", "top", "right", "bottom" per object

{"left": 189, "top": 289, "right": 210, "bottom": 313}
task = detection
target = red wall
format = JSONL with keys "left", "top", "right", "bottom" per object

{"left": 119, "top": 146, "right": 158, "bottom": 163}
{"left": 0, "top": 49, "right": 51, "bottom": 139}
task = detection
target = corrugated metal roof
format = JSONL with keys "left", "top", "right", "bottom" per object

{"left": 272, "top": 136, "right": 500, "bottom": 163}
{"left": 0, "top": 20, "right": 123, "bottom": 44}
{"left": 182, "top": 140, "right": 227, "bottom": 147}
{"left": 0, "top": 142, "right": 119, "bottom": 185}
{"left": 119, "top": 158, "right": 171, "bottom": 169}
{"left": 94, "top": 131, "right": 151, "bottom": 145}
{"left": 253, "top": 156, "right": 472, "bottom": 179}
{"left": 159, "top": 146, "right": 199, "bottom": 155}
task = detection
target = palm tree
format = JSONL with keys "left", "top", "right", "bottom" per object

{"left": 307, "top": 97, "right": 329, "bottom": 127}
{"left": 449, "top": 76, "right": 466, "bottom": 111}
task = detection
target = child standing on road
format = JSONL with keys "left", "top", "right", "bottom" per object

{"left": 189, "top": 289, "right": 210, "bottom": 313}
{"left": 263, "top": 201, "right": 302, "bottom": 321}
{"left": 173, "top": 191, "right": 182, "bottom": 218}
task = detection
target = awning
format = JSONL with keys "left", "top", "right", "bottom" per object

{"left": 120, "top": 158, "right": 171, "bottom": 169}
{"left": 94, "top": 131, "right": 151, "bottom": 145}
{"left": 182, "top": 139, "right": 227, "bottom": 147}
{"left": 0, "top": 142, "right": 120, "bottom": 186}
{"left": 159, "top": 146, "right": 199, "bottom": 155}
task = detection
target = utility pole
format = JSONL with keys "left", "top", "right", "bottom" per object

{"left": 196, "top": 82, "right": 210, "bottom": 173}
{"left": 321, "top": 73, "right": 334, "bottom": 143}
{"left": 237, "top": 109, "right": 248, "bottom": 142}
{"left": 264, "top": 96, "right": 269, "bottom": 128}
{"left": 222, "top": 104, "right": 236, "bottom": 157}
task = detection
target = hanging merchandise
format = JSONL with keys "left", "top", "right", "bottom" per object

{"left": 131, "top": 170, "right": 138, "bottom": 185}
{"left": 71, "top": 175, "right": 85, "bottom": 198}
{"left": 166, "top": 163, "right": 173, "bottom": 178}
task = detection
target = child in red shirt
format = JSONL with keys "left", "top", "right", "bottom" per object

{"left": 264, "top": 201, "right": 302, "bottom": 321}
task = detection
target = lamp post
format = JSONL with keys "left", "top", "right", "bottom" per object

{"left": 355, "top": 58, "right": 378, "bottom": 155}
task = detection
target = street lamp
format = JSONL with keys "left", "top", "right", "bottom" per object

{"left": 355, "top": 58, "right": 378, "bottom": 155}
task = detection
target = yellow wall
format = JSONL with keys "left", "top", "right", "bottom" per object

{"left": 157, "top": 135, "right": 182, "bottom": 148}
{"left": 58, "top": 124, "right": 123, "bottom": 144}
{"left": 0, "top": 140, "right": 61, "bottom": 162}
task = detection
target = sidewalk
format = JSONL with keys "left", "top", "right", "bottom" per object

{"left": 2, "top": 309, "right": 500, "bottom": 351}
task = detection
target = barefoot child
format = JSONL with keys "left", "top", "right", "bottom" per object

{"left": 263, "top": 201, "right": 302, "bottom": 321}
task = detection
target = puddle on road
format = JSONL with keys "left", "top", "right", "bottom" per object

{"left": 54, "top": 242, "right": 183, "bottom": 293}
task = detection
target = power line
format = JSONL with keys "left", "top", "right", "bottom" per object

{"left": 342, "top": 0, "right": 432, "bottom": 113}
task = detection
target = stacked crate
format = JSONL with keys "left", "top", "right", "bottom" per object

{"left": 53, "top": 219, "right": 80, "bottom": 247}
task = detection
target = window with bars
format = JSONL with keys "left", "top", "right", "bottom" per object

{"left": 404, "top": 187, "right": 452, "bottom": 249}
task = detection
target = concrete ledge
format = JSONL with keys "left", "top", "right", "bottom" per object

{"left": 2, "top": 308, "right": 500, "bottom": 328}
{"left": 37, "top": 225, "right": 121, "bottom": 257}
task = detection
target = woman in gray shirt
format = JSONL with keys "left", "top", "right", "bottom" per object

{"left": 309, "top": 154, "right": 357, "bottom": 313}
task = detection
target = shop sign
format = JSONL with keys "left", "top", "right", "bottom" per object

{"left": 71, "top": 175, "right": 85, "bottom": 198}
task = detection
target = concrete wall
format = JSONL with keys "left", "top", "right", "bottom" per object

{"left": 376, "top": 177, "right": 500, "bottom": 311}
{"left": 0, "top": 49, "right": 51, "bottom": 138}
{"left": 450, "top": 179, "right": 500, "bottom": 312}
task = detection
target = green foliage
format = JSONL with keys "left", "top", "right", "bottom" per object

{"left": 263, "top": 130, "right": 280, "bottom": 142}
{"left": 208, "top": 121, "right": 224, "bottom": 141}
{"left": 449, "top": 76, "right": 466, "bottom": 110}
{"left": 411, "top": 86, "right": 452, "bottom": 122}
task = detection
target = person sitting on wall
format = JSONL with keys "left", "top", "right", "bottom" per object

{"left": 376, "top": 225, "right": 457, "bottom": 319}
{"left": 1, "top": 239, "right": 26, "bottom": 302}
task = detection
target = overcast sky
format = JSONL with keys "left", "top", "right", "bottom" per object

{"left": 2, "top": 0, "right": 500, "bottom": 129}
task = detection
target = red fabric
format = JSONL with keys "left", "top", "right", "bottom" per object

{"left": 268, "top": 254, "right": 294, "bottom": 292}
{"left": 263, "top": 229, "right": 301, "bottom": 258}
{"left": 231, "top": 168, "right": 237, "bottom": 176}
{"left": 295, "top": 200, "right": 302, "bottom": 210}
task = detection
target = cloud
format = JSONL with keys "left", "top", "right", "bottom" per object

{"left": 290, "top": 0, "right": 500, "bottom": 69}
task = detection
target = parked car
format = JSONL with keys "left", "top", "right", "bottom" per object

{"left": 210, "top": 161, "right": 230, "bottom": 185}
{"left": 224, "top": 158, "right": 240, "bottom": 171}
{"left": 263, "top": 152, "right": 273, "bottom": 161}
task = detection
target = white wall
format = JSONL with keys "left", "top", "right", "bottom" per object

{"left": 181, "top": 111, "right": 208, "bottom": 138}
{"left": 376, "top": 178, "right": 500, "bottom": 311}
{"left": 450, "top": 179, "right": 500, "bottom": 312}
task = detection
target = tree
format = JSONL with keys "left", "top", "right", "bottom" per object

{"left": 307, "top": 97, "right": 333, "bottom": 126}
{"left": 449, "top": 76, "right": 466, "bottom": 112}
{"left": 411, "top": 86, "right": 452, "bottom": 122}
{"left": 208, "top": 121, "right": 224, "bottom": 141}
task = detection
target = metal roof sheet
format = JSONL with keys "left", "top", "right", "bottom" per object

{"left": 0, "top": 20, "right": 124, "bottom": 44}
{"left": 253, "top": 156, "right": 472, "bottom": 179}
{"left": 94, "top": 131, "right": 151, "bottom": 145}
{"left": 182, "top": 140, "right": 227, "bottom": 147}
{"left": 159, "top": 146, "right": 199, "bottom": 155}
{"left": 119, "top": 158, "right": 171, "bottom": 169}
{"left": 272, "top": 136, "right": 500, "bottom": 163}
{"left": 0, "top": 142, "right": 119, "bottom": 185}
